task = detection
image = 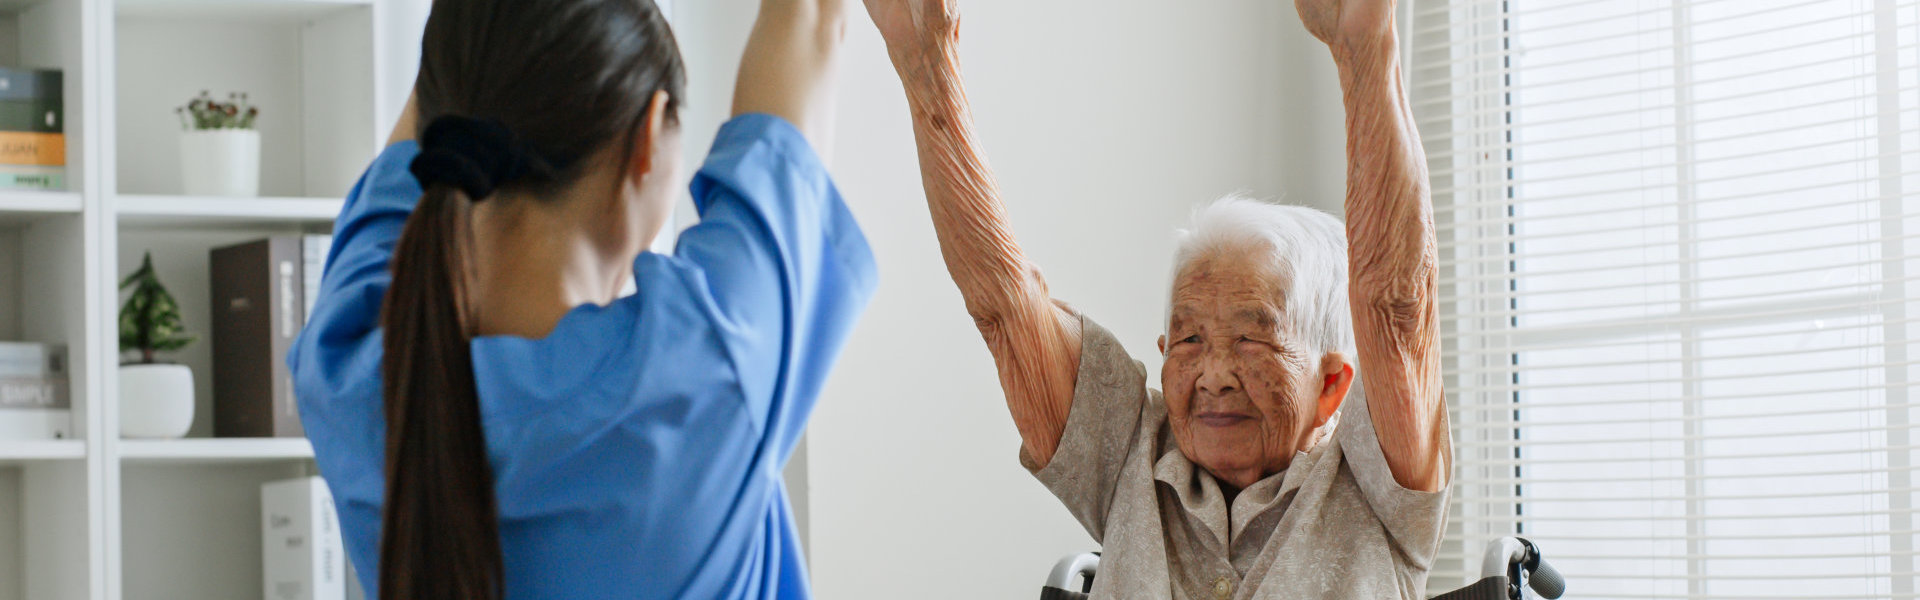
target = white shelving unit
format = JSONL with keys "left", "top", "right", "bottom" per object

{"left": 0, "top": 0, "right": 419, "bottom": 598}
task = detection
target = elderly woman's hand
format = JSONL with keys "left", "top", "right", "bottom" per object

{"left": 1297, "top": 0, "right": 1397, "bottom": 54}
{"left": 861, "top": 0, "right": 958, "bottom": 69}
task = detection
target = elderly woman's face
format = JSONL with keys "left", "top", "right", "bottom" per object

{"left": 1159, "top": 253, "right": 1344, "bottom": 490}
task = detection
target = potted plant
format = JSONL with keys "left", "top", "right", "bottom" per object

{"left": 118, "top": 252, "right": 196, "bottom": 439}
{"left": 175, "top": 91, "right": 261, "bottom": 196}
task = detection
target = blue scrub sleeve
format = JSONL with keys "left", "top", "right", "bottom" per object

{"left": 675, "top": 114, "right": 876, "bottom": 464}
{"left": 301, "top": 140, "right": 422, "bottom": 353}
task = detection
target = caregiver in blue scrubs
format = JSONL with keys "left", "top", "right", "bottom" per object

{"left": 287, "top": 0, "right": 872, "bottom": 598}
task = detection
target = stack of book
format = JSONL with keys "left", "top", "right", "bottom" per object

{"left": 0, "top": 342, "right": 70, "bottom": 439}
{"left": 0, "top": 67, "right": 64, "bottom": 191}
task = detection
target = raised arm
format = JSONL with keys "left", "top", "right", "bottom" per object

{"left": 733, "top": 0, "right": 853, "bottom": 155}
{"left": 863, "top": 0, "right": 1082, "bottom": 468}
{"left": 1299, "top": 0, "right": 1449, "bottom": 492}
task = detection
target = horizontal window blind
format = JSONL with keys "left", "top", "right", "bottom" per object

{"left": 1410, "top": 0, "right": 1920, "bottom": 598}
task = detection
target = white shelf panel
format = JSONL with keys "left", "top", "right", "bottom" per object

{"left": 114, "top": 194, "right": 341, "bottom": 227}
{"left": 119, "top": 438, "right": 313, "bottom": 463}
{"left": 115, "top": 0, "right": 371, "bottom": 22}
{"left": 0, "top": 190, "right": 82, "bottom": 222}
{"left": 0, "top": 439, "right": 84, "bottom": 463}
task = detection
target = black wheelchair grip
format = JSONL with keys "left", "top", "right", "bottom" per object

{"left": 1527, "top": 558, "right": 1566, "bottom": 600}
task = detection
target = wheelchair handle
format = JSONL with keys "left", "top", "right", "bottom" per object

{"left": 1044, "top": 552, "right": 1100, "bottom": 592}
{"left": 1481, "top": 537, "right": 1564, "bottom": 600}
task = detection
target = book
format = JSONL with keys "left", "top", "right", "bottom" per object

{"left": 0, "top": 165, "right": 64, "bottom": 190}
{"left": 262, "top": 476, "right": 346, "bottom": 600}
{"left": 0, "top": 343, "right": 67, "bottom": 409}
{"left": 302, "top": 234, "right": 331, "bottom": 325}
{"left": 0, "top": 342, "right": 65, "bottom": 378}
{"left": 0, "top": 131, "right": 62, "bottom": 166}
{"left": 210, "top": 237, "right": 305, "bottom": 438}
{"left": 0, "top": 378, "right": 66, "bottom": 409}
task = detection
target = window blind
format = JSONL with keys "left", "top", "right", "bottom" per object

{"left": 1409, "top": 0, "right": 1920, "bottom": 598}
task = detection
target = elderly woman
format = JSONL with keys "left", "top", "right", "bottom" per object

{"left": 860, "top": 0, "right": 1448, "bottom": 597}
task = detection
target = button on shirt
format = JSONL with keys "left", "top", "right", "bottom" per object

{"left": 290, "top": 114, "right": 875, "bottom": 600}
{"left": 1025, "top": 315, "right": 1451, "bottom": 599}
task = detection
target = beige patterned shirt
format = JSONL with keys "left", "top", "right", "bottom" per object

{"left": 1023, "top": 315, "right": 1450, "bottom": 599}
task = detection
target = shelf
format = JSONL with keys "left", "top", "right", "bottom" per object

{"left": 0, "top": 439, "right": 84, "bottom": 464}
{"left": 0, "top": 190, "right": 82, "bottom": 225}
{"left": 114, "top": 194, "right": 341, "bottom": 227}
{"left": 115, "top": 0, "right": 371, "bottom": 23}
{"left": 119, "top": 438, "right": 312, "bottom": 463}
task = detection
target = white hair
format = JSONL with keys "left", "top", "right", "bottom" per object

{"left": 1167, "top": 195, "right": 1356, "bottom": 361}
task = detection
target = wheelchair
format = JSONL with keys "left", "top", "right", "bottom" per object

{"left": 1039, "top": 537, "right": 1564, "bottom": 600}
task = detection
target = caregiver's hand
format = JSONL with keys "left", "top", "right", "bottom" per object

{"left": 734, "top": 0, "right": 852, "bottom": 157}
{"left": 860, "top": 0, "right": 1084, "bottom": 470}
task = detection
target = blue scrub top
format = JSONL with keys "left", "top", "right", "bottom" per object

{"left": 289, "top": 114, "right": 876, "bottom": 600}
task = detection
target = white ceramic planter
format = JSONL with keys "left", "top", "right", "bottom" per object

{"left": 120, "top": 363, "right": 194, "bottom": 439}
{"left": 180, "top": 129, "right": 261, "bottom": 197}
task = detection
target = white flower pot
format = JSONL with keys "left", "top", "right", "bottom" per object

{"left": 179, "top": 129, "right": 260, "bottom": 197}
{"left": 120, "top": 363, "right": 194, "bottom": 439}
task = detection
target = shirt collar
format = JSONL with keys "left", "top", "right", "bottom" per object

{"left": 1152, "top": 435, "right": 1333, "bottom": 547}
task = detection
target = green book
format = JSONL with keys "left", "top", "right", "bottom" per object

{"left": 0, "top": 165, "right": 63, "bottom": 190}
{"left": 0, "top": 69, "right": 60, "bottom": 134}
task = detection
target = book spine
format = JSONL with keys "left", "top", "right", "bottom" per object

{"left": 0, "top": 132, "right": 64, "bottom": 166}
{"left": 272, "top": 238, "right": 304, "bottom": 437}
{"left": 0, "top": 99, "right": 61, "bottom": 134}
{"left": 0, "top": 378, "right": 68, "bottom": 409}
{"left": 0, "top": 343, "right": 66, "bottom": 379}
{"left": 211, "top": 238, "right": 305, "bottom": 438}
{"left": 0, "top": 168, "right": 63, "bottom": 190}
{"left": 0, "top": 68, "right": 60, "bottom": 102}
{"left": 301, "top": 235, "right": 331, "bottom": 325}
{"left": 315, "top": 481, "right": 345, "bottom": 600}
{"left": 262, "top": 477, "right": 345, "bottom": 600}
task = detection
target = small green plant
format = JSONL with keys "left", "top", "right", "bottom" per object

{"left": 176, "top": 90, "right": 259, "bottom": 131}
{"left": 119, "top": 252, "right": 194, "bottom": 364}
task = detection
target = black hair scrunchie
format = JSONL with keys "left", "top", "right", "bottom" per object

{"left": 408, "top": 116, "right": 532, "bottom": 200}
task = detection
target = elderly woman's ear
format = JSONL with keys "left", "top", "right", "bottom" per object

{"left": 1314, "top": 354, "right": 1355, "bottom": 427}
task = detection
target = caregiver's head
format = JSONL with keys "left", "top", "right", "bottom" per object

{"left": 380, "top": 1, "right": 684, "bottom": 599}
{"left": 1157, "top": 197, "right": 1357, "bottom": 491}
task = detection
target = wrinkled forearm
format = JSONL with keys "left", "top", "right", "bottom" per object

{"left": 895, "top": 43, "right": 1081, "bottom": 467}
{"left": 1334, "top": 34, "right": 1448, "bottom": 492}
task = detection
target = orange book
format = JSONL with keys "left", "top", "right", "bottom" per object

{"left": 0, "top": 131, "right": 63, "bottom": 166}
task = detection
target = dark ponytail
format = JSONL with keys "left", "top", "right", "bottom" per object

{"left": 378, "top": 1, "right": 685, "bottom": 598}
{"left": 380, "top": 182, "right": 496, "bottom": 599}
